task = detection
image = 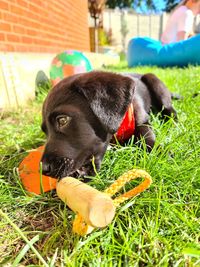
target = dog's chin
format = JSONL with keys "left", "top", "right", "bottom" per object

{"left": 56, "top": 161, "right": 94, "bottom": 180}
{"left": 45, "top": 155, "right": 93, "bottom": 180}
{"left": 69, "top": 167, "right": 92, "bottom": 179}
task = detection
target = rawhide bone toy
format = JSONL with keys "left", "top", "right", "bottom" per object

{"left": 19, "top": 146, "right": 152, "bottom": 236}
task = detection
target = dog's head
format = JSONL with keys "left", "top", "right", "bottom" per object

{"left": 41, "top": 71, "right": 135, "bottom": 179}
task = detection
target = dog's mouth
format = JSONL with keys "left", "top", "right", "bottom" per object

{"left": 48, "top": 156, "right": 94, "bottom": 180}
{"left": 70, "top": 162, "right": 94, "bottom": 179}
{"left": 66, "top": 158, "right": 95, "bottom": 180}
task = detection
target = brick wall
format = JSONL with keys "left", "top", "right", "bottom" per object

{"left": 0, "top": 0, "right": 90, "bottom": 53}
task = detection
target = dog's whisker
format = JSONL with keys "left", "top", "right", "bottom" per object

{"left": 55, "top": 162, "right": 66, "bottom": 177}
{"left": 52, "top": 157, "right": 76, "bottom": 178}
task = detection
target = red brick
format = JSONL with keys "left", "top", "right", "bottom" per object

{"left": 13, "top": 25, "right": 26, "bottom": 34}
{"left": 15, "top": 0, "right": 29, "bottom": 9}
{"left": 21, "top": 36, "right": 33, "bottom": 44}
{"left": 0, "top": 33, "right": 5, "bottom": 41}
{"left": 32, "top": 0, "right": 43, "bottom": 6}
{"left": 10, "top": 4, "right": 27, "bottom": 16}
{"left": 14, "top": 44, "right": 29, "bottom": 52}
{"left": 0, "top": 43, "right": 15, "bottom": 51}
{"left": 19, "top": 17, "right": 41, "bottom": 29}
{"left": 0, "top": 22, "right": 11, "bottom": 31}
{"left": 0, "top": 1, "right": 9, "bottom": 10}
{"left": 6, "top": 34, "right": 21, "bottom": 42}
{"left": 3, "top": 12, "right": 19, "bottom": 23}
{"left": 28, "top": 3, "right": 40, "bottom": 14}
{"left": 26, "top": 28, "right": 37, "bottom": 36}
{"left": 25, "top": 10, "right": 39, "bottom": 21}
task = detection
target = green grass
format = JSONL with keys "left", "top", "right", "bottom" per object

{"left": 0, "top": 64, "right": 200, "bottom": 266}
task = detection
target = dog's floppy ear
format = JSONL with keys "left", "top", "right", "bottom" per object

{"left": 74, "top": 71, "right": 135, "bottom": 134}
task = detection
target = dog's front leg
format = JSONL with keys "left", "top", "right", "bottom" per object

{"left": 134, "top": 123, "right": 155, "bottom": 152}
{"left": 133, "top": 99, "right": 155, "bottom": 152}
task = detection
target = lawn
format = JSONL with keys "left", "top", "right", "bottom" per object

{"left": 0, "top": 64, "right": 200, "bottom": 266}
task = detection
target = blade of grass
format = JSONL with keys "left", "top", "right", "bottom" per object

{"left": 0, "top": 209, "right": 48, "bottom": 267}
{"left": 48, "top": 248, "right": 59, "bottom": 267}
{"left": 12, "top": 234, "right": 40, "bottom": 267}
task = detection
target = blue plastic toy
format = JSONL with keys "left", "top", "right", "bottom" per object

{"left": 127, "top": 35, "right": 200, "bottom": 67}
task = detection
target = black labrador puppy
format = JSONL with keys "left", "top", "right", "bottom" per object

{"left": 41, "top": 71, "right": 177, "bottom": 179}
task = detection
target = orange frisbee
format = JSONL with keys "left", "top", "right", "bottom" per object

{"left": 18, "top": 146, "right": 57, "bottom": 194}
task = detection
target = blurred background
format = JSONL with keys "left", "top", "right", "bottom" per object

{"left": 0, "top": 0, "right": 199, "bottom": 110}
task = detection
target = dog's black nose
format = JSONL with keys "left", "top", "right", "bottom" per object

{"left": 41, "top": 160, "right": 51, "bottom": 176}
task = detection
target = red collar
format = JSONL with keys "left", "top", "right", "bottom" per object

{"left": 115, "top": 104, "right": 135, "bottom": 142}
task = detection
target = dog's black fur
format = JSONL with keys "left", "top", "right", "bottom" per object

{"left": 41, "top": 71, "right": 177, "bottom": 179}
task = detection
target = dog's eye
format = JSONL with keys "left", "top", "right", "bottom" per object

{"left": 56, "top": 115, "right": 71, "bottom": 128}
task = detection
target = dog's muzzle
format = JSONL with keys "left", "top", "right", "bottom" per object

{"left": 41, "top": 154, "right": 74, "bottom": 179}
